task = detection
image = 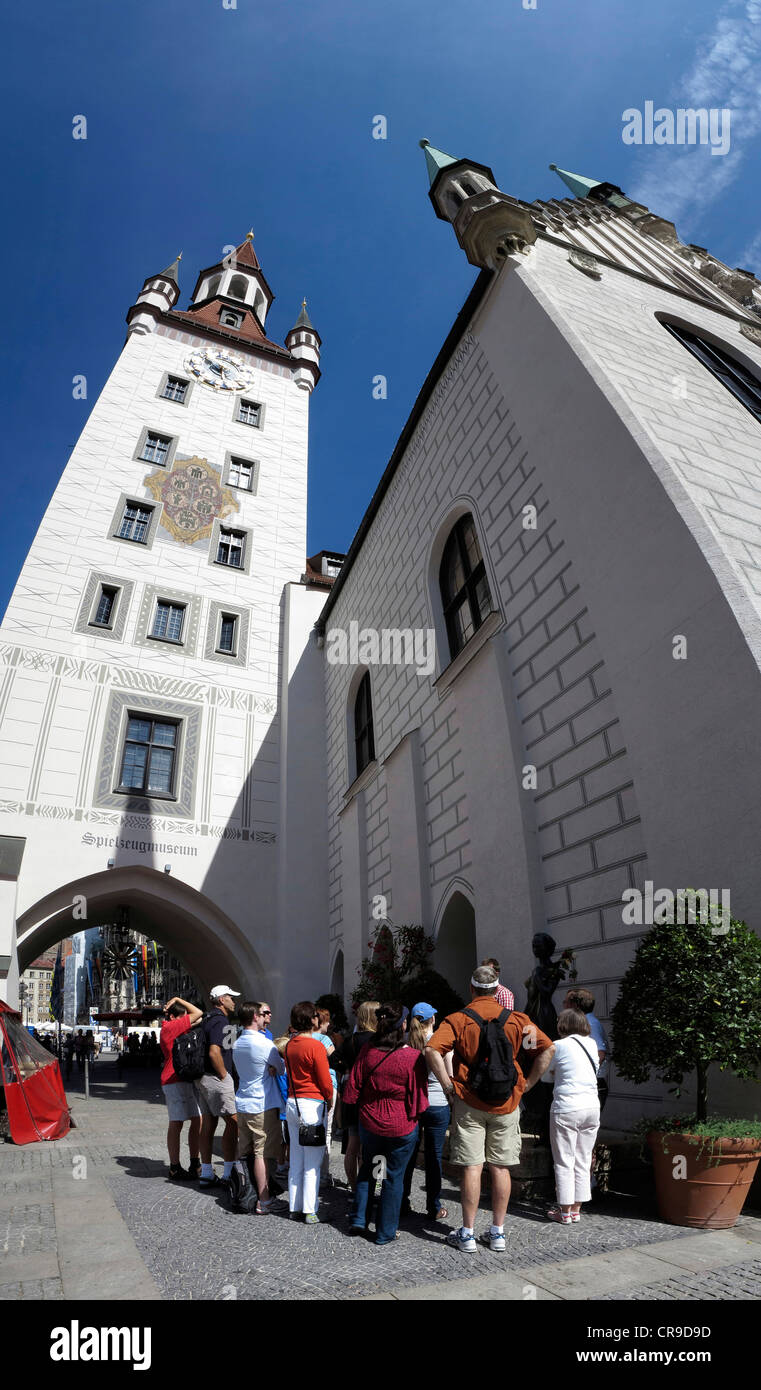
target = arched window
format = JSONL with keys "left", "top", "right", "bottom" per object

{"left": 353, "top": 671, "right": 375, "bottom": 777}
{"left": 206, "top": 275, "right": 221, "bottom": 299}
{"left": 228, "top": 274, "right": 249, "bottom": 301}
{"left": 461, "top": 181, "right": 477, "bottom": 197}
{"left": 664, "top": 323, "right": 761, "bottom": 425}
{"left": 439, "top": 513, "right": 492, "bottom": 659}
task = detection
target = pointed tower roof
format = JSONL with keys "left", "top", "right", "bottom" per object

{"left": 158, "top": 253, "right": 182, "bottom": 284}
{"left": 232, "top": 230, "right": 262, "bottom": 271}
{"left": 548, "top": 164, "right": 606, "bottom": 199}
{"left": 292, "top": 298, "right": 314, "bottom": 331}
{"left": 420, "top": 138, "right": 460, "bottom": 186}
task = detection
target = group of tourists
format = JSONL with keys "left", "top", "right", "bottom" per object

{"left": 158, "top": 961, "right": 610, "bottom": 1247}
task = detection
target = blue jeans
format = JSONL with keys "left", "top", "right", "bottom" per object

{"left": 351, "top": 1122, "right": 420, "bottom": 1244}
{"left": 402, "top": 1103, "right": 450, "bottom": 1217}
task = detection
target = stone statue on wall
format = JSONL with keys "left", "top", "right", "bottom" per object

{"left": 521, "top": 933, "right": 577, "bottom": 1142}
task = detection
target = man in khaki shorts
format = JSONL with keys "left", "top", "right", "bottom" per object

{"left": 194, "top": 986, "right": 240, "bottom": 1189}
{"left": 427, "top": 965, "right": 554, "bottom": 1253}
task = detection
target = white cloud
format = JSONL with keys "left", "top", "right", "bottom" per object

{"left": 738, "top": 229, "right": 761, "bottom": 273}
{"left": 627, "top": 0, "right": 761, "bottom": 229}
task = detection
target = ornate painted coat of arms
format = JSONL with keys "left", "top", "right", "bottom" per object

{"left": 143, "top": 456, "right": 238, "bottom": 545}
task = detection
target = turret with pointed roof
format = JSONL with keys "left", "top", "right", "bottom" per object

{"left": 420, "top": 137, "right": 537, "bottom": 269}
{"left": 126, "top": 252, "right": 182, "bottom": 335}
{"left": 286, "top": 299, "right": 321, "bottom": 393}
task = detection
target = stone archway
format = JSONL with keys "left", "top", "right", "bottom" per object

{"left": 433, "top": 885, "right": 477, "bottom": 996}
{"left": 15, "top": 865, "right": 268, "bottom": 999}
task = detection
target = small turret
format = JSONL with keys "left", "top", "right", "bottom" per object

{"left": 285, "top": 300, "right": 321, "bottom": 392}
{"left": 126, "top": 255, "right": 182, "bottom": 336}
{"left": 420, "top": 138, "right": 536, "bottom": 270}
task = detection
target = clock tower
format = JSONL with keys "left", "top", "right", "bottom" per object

{"left": 0, "top": 234, "right": 329, "bottom": 1014}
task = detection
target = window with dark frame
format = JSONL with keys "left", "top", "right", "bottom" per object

{"left": 353, "top": 671, "right": 375, "bottom": 778}
{"left": 93, "top": 586, "right": 118, "bottom": 627}
{"left": 217, "top": 614, "right": 238, "bottom": 654}
{"left": 663, "top": 323, "right": 761, "bottom": 425}
{"left": 228, "top": 457, "right": 254, "bottom": 491}
{"left": 220, "top": 308, "right": 244, "bottom": 329}
{"left": 140, "top": 431, "right": 171, "bottom": 464}
{"left": 439, "top": 513, "right": 492, "bottom": 660}
{"left": 151, "top": 601, "right": 185, "bottom": 643}
{"left": 118, "top": 717, "right": 178, "bottom": 797}
{"left": 237, "top": 399, "right": 261, "bottom": 427}
{"left": 216, "top": 527, "right": 245, "bottom": 568}
{"left": 161, "top": 375, "right": 188, "bottom": 403}
{"left": 117, "top": 502, "right": 153, "bottom": 544}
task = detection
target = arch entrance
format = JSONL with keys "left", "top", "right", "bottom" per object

{"left": 433, "top": 886, "right": 477, "bottom": 994}
{"left": 16, "top": 865, "right": 267, "bottom": 1000}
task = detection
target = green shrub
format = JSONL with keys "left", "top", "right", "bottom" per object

{"left": 611, "top": 894, "right": 761, "bottom": 1122}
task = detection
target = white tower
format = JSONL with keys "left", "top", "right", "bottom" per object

{"left": 0, "top": 232, "right": 328, "bottom": 1013}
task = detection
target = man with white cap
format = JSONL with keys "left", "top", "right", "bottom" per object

{"left": 195, "top": 986, "right": 241, "bottom": 1189}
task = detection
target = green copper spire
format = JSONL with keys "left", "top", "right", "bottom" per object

{"left": 420, "top": 138, "right": 460, "bottom": 187}
{"left": 548, "top": 164, "right": 604, "bottom": 199}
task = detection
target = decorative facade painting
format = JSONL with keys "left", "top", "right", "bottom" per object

{"left": 143, "top": 455, "right": 238, "bottom": 545}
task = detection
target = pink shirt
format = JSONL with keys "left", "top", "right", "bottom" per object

{"left": 343, "top": 1044, "right": 429, "bottom": 1137}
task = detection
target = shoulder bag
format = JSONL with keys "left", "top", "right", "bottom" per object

{"left": 285, "top": 1040, "right": 326, "bottom": 1146}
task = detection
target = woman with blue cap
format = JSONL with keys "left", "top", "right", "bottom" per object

{"left": 401, "top": 1002, "right": 453, "bottom": 1222}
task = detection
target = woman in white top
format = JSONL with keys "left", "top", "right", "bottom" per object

{"left": 542, "top": 1008, "right": 600, "bottom": 1224}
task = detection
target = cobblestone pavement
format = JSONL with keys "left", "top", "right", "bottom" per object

{"left": 592, "top": 1259, "right": 761, "bottom": 1300}
{"left": 2, "top": 1059, "right": 760, "bottom": 1302}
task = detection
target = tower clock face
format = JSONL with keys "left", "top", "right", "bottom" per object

{"left": 185, "top": 346, "right": 254, "bottom": 392}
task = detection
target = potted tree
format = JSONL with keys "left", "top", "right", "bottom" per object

{"left": 612, "top": 893, "right": 761, "bottom": 1228}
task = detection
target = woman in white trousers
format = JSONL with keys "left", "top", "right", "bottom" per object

{"left": 283, "top": 1002, "right": 333, "bottom": 1223}
{"left": 542, "top": 1008, "right": 601, "bottom": 1224}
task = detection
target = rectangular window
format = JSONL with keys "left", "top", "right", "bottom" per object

{"left": 216, "top": 528, "right": 245, "bottom": 568}
{"left": 141, "top": 432, "right": 171, "bottom": 464}
{"left": 93, "top": 586, "right": 118, "bottom": 627}
{"left": 119, "top": 716, "right": 178, "bottom": 796}
{"left": 227, "top": 458, "right": 254, "bottom": 491}
{"left": 161, "top": 376, "right": 188, "bottom": 403}
{"left": 151, "top": 601, "right": 185, "bottom": 643}
{"left": 118, "top": 503, "right": 153, "bottom": 543}
{"left": 217, "top": 614, "right": 238, "bottom": 654}
{"left": 237, "top": 399, "right": 261, "bottom": 427}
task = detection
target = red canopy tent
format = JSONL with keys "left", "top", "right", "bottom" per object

{"left": 0, "top": 999, "right": 71, "bottom": 1144}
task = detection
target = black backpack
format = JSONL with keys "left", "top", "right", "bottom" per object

{"left": 171, "top": 1016, "right": 209, "bottom": 1082}
{"left": 460, "top": 1006, "right": 518, "bottom": 1105}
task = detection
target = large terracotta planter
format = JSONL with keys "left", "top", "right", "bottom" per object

{"left": 647, "top": 1131, "right": 761, "bottom": 1229}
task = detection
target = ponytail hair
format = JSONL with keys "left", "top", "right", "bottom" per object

{"left": 373, "top": 1001, "right": 406, "bottom": 1051}
{"left": 409, "top": 1016, "right": 430, "bottom": 1053}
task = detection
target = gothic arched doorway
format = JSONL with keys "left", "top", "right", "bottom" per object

{"left": 434, "top": 888, "right": 476, "bottom": 996}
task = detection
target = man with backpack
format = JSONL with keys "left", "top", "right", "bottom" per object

{"left": 160, "top": 996, "right": 203, "bottom": 1181}
{"left": 426, "top": 964, "right": 554, "bottom": 1252}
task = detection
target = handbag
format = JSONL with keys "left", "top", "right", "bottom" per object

{"left": 285, "top": 1042, "right": 326, "bottom": 1146}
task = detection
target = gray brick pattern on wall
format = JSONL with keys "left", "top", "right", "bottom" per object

{"left": 323, "top": 330, "right": 650, "bottom": 1022}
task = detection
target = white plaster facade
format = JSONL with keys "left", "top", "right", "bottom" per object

{"left": 317, "top": 157, "right": 761, "bottom": 1126}
{"left": 0, "top": 243, "right": 328, "bottom": 1021}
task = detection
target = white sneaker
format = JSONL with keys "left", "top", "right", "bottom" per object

{"left": 482, "top": 1229, "right": 506, "bottom": 1252}
{"left": 446, "top": 1227, "right": 477, "bottom": 1253}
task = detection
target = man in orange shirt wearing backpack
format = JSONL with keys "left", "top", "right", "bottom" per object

{"left": 426, "top": 965, "right": 554, "bottom": 1252}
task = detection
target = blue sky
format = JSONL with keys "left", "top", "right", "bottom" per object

{"left": 3, "top": 0, "right": 761, "bottom": 612}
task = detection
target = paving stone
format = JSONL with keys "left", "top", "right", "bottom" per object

{"left": 2, "top": 1061, "right": 760, "bottom": 1302}
{"left": 593, "top": 1258, "right": 761, "bottom": 1301}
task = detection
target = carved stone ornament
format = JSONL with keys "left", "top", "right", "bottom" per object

{"left": 739, "top": 323, "right": 761, "bottom": 345}
{"left": 568, "top": 248, "right": 602, "bottom": 279}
